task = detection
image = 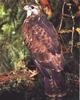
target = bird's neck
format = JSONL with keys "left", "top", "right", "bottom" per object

{"left": 25, "top": 14, "right": 41, "bottom": 23}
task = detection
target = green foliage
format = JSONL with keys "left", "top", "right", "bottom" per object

{"left": 0, "top": 5, "right": 6, "bottom": 18}
{"left": 0, "top": 0, "right": 28, "bottom": 72}
{"left": 0, "top": 0, "right": 79, "bottom": 73}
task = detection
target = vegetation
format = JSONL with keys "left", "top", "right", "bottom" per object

{"left": 0, "top": 0, "right": 79, "bottom": 72}
{"left": 0, "top": 0, "right": 29, "bottom": 72}
{"left": 0, "top": 0, "right": 79, "bottom": 99}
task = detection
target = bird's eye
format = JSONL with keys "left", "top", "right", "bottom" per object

{"left": 31, "top": 6, "right": 34, "bottom": 9}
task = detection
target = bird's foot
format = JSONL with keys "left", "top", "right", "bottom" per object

{"left": 29, "top": 70, "right": 38, "bottom": 77}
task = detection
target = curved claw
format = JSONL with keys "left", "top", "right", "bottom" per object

{"left": 29, "top": 70, "right": 38, "bottom": 77}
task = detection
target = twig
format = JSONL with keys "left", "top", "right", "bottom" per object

{"left": 58, "top": 2, "right": 66, "bottom": 31}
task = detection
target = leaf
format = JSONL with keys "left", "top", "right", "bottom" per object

{"left": 0, "top": 5, "right": 6, "bottom": 18}
{"left": 35, "top": 0, "right": 39, "bottom": 4}
{"left": 76, "top": 28, "right": 80, "bottom": 34}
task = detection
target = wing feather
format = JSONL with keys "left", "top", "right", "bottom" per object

{"left": 22, "top": 16, "right": 64, "bottom": 71}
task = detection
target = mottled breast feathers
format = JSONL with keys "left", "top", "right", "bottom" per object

{"left": 22, "top": 15, "right": 64, "bottom": 72}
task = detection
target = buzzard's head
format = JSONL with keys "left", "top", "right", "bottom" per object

{"left": 24, "top": 4, "right": 41, "bottom": 18}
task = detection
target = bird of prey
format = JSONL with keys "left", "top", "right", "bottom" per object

{"left": 22, "top": 4, "right": 66, "bottom": 99}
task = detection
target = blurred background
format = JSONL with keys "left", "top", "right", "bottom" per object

{"left": 0, "top": 0, "right": 79, "bottom": 100}
{"left": 0, "top": 0, "right": 79, "bottom": 72}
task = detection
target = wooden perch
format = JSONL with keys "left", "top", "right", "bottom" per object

{"left": 0, "top": 68, "right": 79, "bottom": 96}
{"left": 0, "top": 69, "right": 79, "bottom": 86}
{"left": 0, "top": 69, "right": 39, "bottom": 93}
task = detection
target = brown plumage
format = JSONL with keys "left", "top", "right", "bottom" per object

{"left": 22, "top": 4, "right": 66, "bottom": 97}
{"left": 22, "top": 15, "right": 64, "bottom": 72}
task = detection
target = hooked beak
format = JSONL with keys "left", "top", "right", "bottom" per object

{"left": 23, "top": 5, "right": 29, "bottom": 11}
{"left": 23, "top": 5, "right": 32, "bottom": 18}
